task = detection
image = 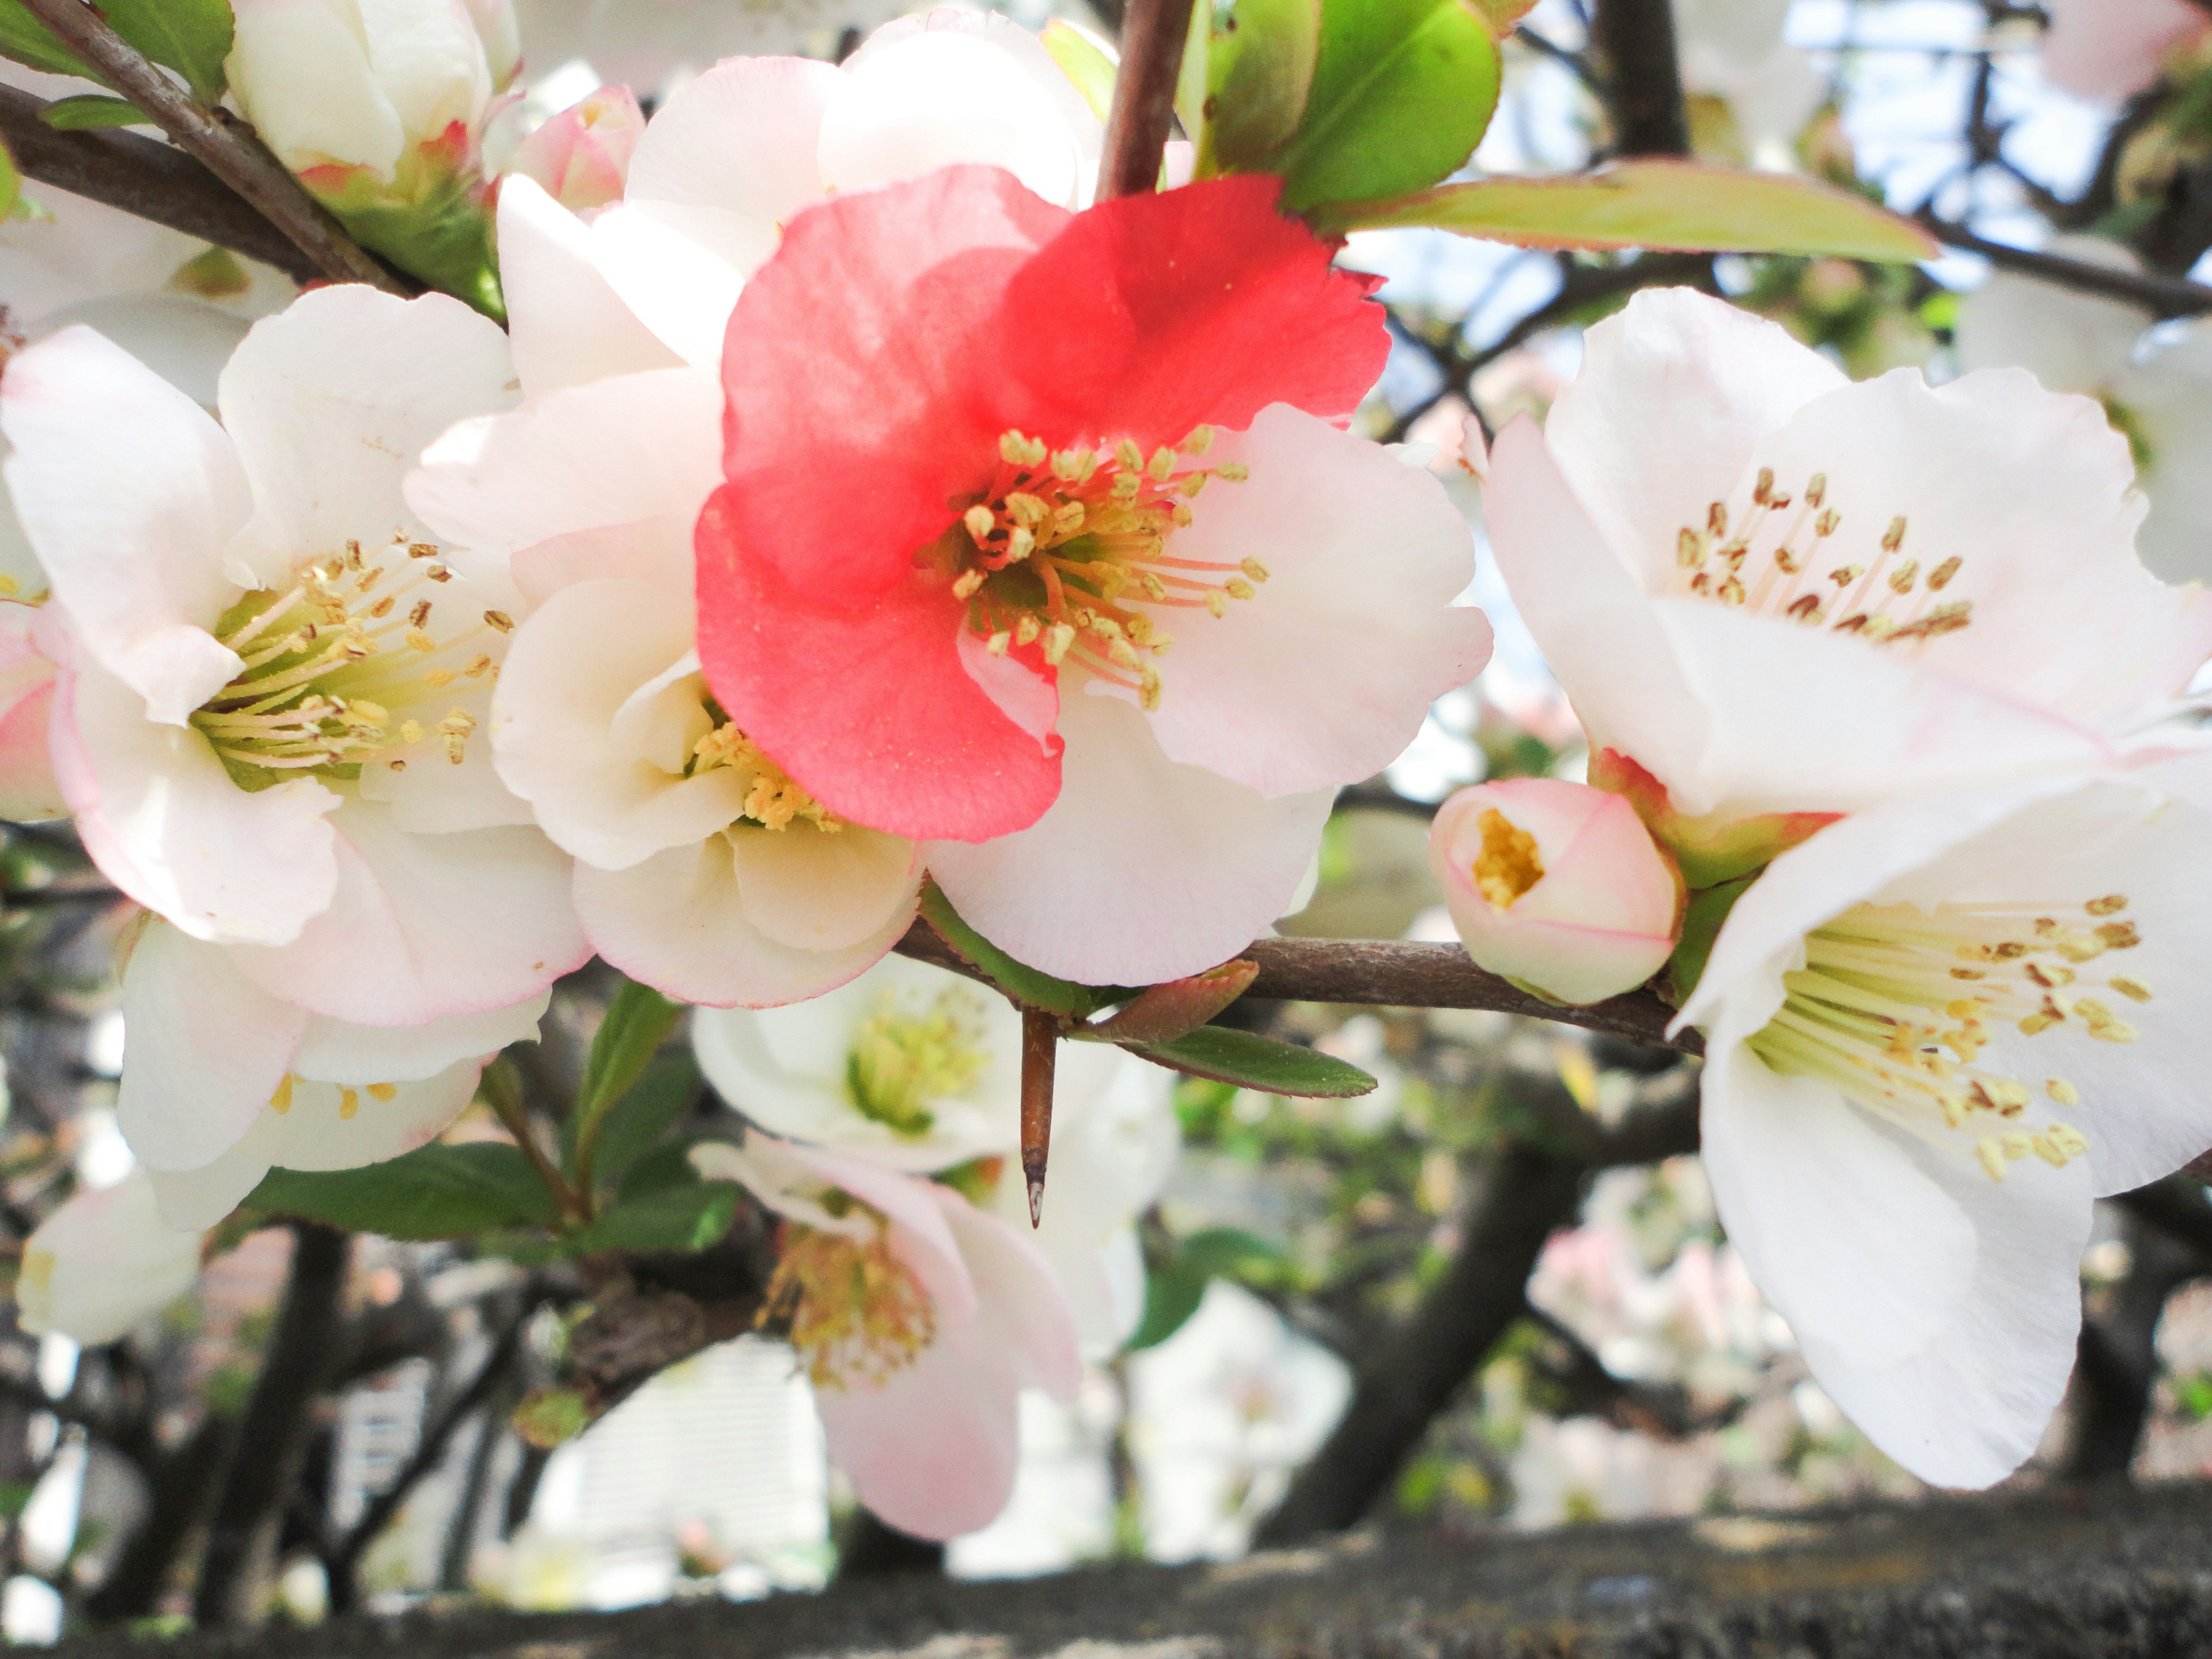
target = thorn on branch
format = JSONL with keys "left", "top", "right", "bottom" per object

{"left": 1020, "top": 1009, "right": 1058, "bottom": 1226}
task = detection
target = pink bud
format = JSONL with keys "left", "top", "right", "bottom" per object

{"left": 509, "top": 87, "right": 644, "bottom": 215}
{"left": 1428, "top": 778, "right": 1683, "bottom": 1006}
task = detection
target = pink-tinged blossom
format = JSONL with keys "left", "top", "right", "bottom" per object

{"left": 1, "top": 286, "right": 586, "bottom": 1025}
{"left": 16, "top": 1172, "right": 204, "bottom": 1344}
{"left": 1484, "top": 287, "right": 2212, "bottom": 884}
{"left": 0, "top": 604, "right": 61, "bottom": 822}
{"left": 691, "top": 1133, "right": 1081, "bottom": 1539}
{"left": 1430, "top": 779, "right": 1683, "bottom": 1005}
{"left": 507, "top": 86, "right": 641, "bottom": 214}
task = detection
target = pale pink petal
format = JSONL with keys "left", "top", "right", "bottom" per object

{"left": 730, "top": 819, "right": 922, "bottom": 953}
{"left": 117, "top": 920, "right": 308, "bottom": 1173}
{"left": 406, "top": 366, "right": 723, "bottom": 578}
{"left": 956, "top": 627, "right": 1059, "bottom": 751}
{"left": 496, "top": 175, "right": 683, "bottom": 397}
{"left": 491, "top": 579, "right": 744, "bottom": 866}
{"left": 929, "top": 681, "right": 1334, "bottom": 984}
{"left": 508, "top": 85, "right": 642, "bottom": 214}
{"left": 0, "top": 604, "right": 62, "bottom": 821}
{"left": 0, "top": 325, "right": 247, "bottom": 722}
{"left": 623, "top": 55, "right": 840, "bottom": 274}
{"left": 507, "top": 515, "right": 697, "bottom": 608}
{"left": 1134, "top": 406, "right": 1490, "bottom": 796}
{"left": 578, "top": 206, "right": 746, "bottom": 369}
{"left": 293, "top": 990, "right": 547, "bottom": 1082}
{"left": 219, "top": 287, "right": 517, "bottom": 591}
{"left": 780, "top": 1142, "right": 978, "bottom": 1322}
{"left": 18, "top": 1173, "right": 204, "bottom": 1344}
{"left": 578, "top": 836, "right": 914, "bottom": 1008}
{"left": 227, "top": 798, "right": 586, "bottom": 1024}
{"left": 2043, "top": 0, "right": 2208, "bottom": 100}
{"left": 355, "top": 682, "right": 538, "bottom": 834}
{"left": 53, "top": 648, "right": 342, "bottom": 945}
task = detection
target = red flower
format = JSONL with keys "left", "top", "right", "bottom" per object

{"left": 694, "top": 165, "right": 1388, "bottom": 844}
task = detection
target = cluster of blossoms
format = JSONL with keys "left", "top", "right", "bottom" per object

{"left": 0, "top": 13, "right": 1484, "bottom": 1536}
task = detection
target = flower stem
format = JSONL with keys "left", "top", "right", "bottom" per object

{"left": 482, "top": 1060, "right": 591, "bottom": 1225}
{"left": 1098, "top": 0, "right": 1198, "bottom": 200}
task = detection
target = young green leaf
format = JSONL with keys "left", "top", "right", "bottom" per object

{"left": 1041, "top": 19, "right": 1115, "bottom": 123}
{"left": 0, "top": 135, "right": 16, "bottom": 222}
{"left": 0, "top": 5, "right": 90, "bottom": 80}
{"left": 39, "top": 94, "right": 143, "bottom": 131}
{"left": 566, "top": 976, "right": 687, "bottom": 1165}
{"left": 918, "top": 881, "right": 1109, "bottom": 1019}
{"left": 562, "top": 1183, "right": 741, "bottom": 1257}
{"left": 1127, "top": 1226, "right": 1289, "bottom": 1351}
{"left": 1309, "top": 162, "right": 1940, "bottom": 262}
{"left": 1265, "top": 0, "right": 1501, "bottom": 213}
{"left": 1081, "top": 959, "right": 1260, "bottom": 1044}
{"left": 1194, "top": 0, "right": 1322, "bottom": 177}
{"left": 1125, "top": 1025, "right": 1377, "bottom": 1097}
{"left": 582, "top": 1052, "right": 703, "bottom": 1197}
{"left": 246, "top": 1144, "right": 562, "bottom": 1241}
{"left": 102, "top": 0, "right": 233, "bottom": 103}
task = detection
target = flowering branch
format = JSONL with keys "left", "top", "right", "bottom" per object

{"left": 1097, "top": 0, "right": 1196, "bottom": 199}
{"left": 12, "top": 0, "right": 404, "bottom": 291}
{"left": 1922, "top": 216, "right": 2212, "bottom": 319}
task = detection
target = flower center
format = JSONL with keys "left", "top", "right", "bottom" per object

{"left": 190, "top": 538, "right": 503, "bottom": 790}
{"left": 845, "top": 985, "right": 990, "bottom": 1138}
{"left": 689, "top": 700, "right": 840, "bottom": 833}
{"left": 760, "top": 1218, "right": 935, "bottom": 1390}
{"left": 1747, "top": 893, "right": 2148, "bottom": 1182}
{"left": 1670, "top": 469, "right": 1973, "bottom": 645}
{"left": 267, "top": 1074, "right": 398, "bottom": 1119}
{"left": 1473, "top": 808, "right": 1544, "bottom": 910}
{"left": 940, "top": 427, "right": 1262, "bottom": 711}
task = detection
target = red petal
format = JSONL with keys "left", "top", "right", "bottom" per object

{"left": 716, "top": 165, "right": 1070, "bottom": 607}
{"left": 695, "top": 485, "right": 1063, "bottom": 843}
{"left": 994, "top": 173, "right": 1389, "bottom": 448}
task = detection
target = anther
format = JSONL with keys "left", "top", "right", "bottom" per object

{"left": 484, "top": 609, "right": 513, "bottom": 633}
{"left": 951, "top": 570, "right": 984, "bottom": 600}
{"left": 1882, "top": 516, "right": 1908, "bottom": 552}
{"left": 964, "top": 505, "right": 995, "bottom": 541}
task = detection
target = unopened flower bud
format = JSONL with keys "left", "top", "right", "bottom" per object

{"left": 1428, "top": 779, "right": 1683, "bottom": 1006}
{"left": 507, "top": 86, "right": 643, "bottom": 215}
{"left": 16, "top": 1173, "right": 203, "bottom": 1345}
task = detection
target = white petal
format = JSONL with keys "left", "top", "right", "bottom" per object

{"left": 820, "top": 31, "right": 1081, "bottom": 209}
{"left": 623, "top": 55, "right": 840, "bottom": 274}
{"left": 496, "top": 175, "right": 683, "bottom": 397}
{"left": 929, "top": 682, "right": 1335, "bottom": 984}
{"left": 117, "top": 921, "right": 307, "bottom": 1173}
{"left": 579, "top": 836, "right": 916, "bottom": 1010}
{"left": 0, "top": 325, "right": 247, "bottom": 721}
{"left": 492, "top": 579, "right": 743, "bottom": 866}
{"left": 731, "top": 819, "right": 922, "bottom": 953}
{"left": 406, "top": 366, "right": 723, "bottom": 578}
{"left": 219, "top": 287, "right": 517, "bottom": 590}
{"left": 293, "top": 990, "right": 547, "bottom": 1084}
{"left": 228, "top": 799, "right": 586, "bottom": 1024}
{"left": 225, "top": 0, "right": 406, "bottom": 175}
{"left": 1544, "top": 288, "right": 1846, "bottom": 588}
{"left": 1952, "top": 237, "right": 2152, "bottom": 395}
{"left": 354, "top": 0, "right": 493, "bottom": 153}
{"left": 580, "top": 206, "right": 746, "bottom": 369}
{"left": 53, "top": 648, "right": 342, "bottom": 945}
{"left": 2115, "top": 323, "right": 2212, "bottom": 586}
{"left": 1135, "top": 406, "right": 1490, "bottom": 796}
{"left": 18, "top": 1173, "right": 203, "bottom": 1344}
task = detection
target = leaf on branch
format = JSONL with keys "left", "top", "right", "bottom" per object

{"left": 1183, "top": 0, "right": 1322, "bottom": 177}
{"left": 917, "top": 881, "right": 1115, "bottom": 1019}
{"left": 1081, "top": 958, "right": 1259, "bottom": 1044}
{"left": 1126, "top": 1024, "right": 1377, "bottom": 1097}
{"left": 560, "top": 1183, "right": 741, "bottom": 1258}
{"left": 38, "top": 94, "right": 142, "bottom": 131}
{"left": 0, "top": 134, "right": 16, "bottom": 221}
{"left": 1259, "top": 0, "right": 1501, "bottom": 213}
{"left": 1041, "top": 20, "right": 1115, "bottom": 123}
{"left": 1128, "top": 1225, "right": 1288, "bottom": 1351}
{"left": 0, "top": 0, "right": 233, "bottom": 105}
{"left": 565, "top": 976, "right": 687, "bottom": 1165}
{"left": 577, "top": 1053, "right": 703, "bottom": 1198}
{"left": 1310, "top": 162, "right": 1940, "bottom": 262}
{"left": 245, "top": 1143, "right": 562, "bottom": 1241}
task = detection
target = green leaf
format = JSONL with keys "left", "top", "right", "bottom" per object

{"left": 563, "top": 1182, "right": 740, "bottom": 1257}
{"left": 1040, "top": 20, "right": 1115, "bottom": 123}
{"left": 1128, "top": 1226, "right": 1287, "bottom": 1351}
{"left": 1468, "top": 0, "right": 1535, "bottom": 29}
{"left": 1665, "top": 875, "right": 1754, "bottom": 1007}
{"left": 582, "top": 1052, "right": 701, "bottom": 1196}
{"left": 1191, "top": 0, "right": 1323, "bottom": 177}
{"left": 918, "top": 881, "right": 1109, "bottom": 1019}
{"left": 247, "top": 1143, "right": 561, "bottom": 1241}
{"left": 0, "top": 6, "right": 92, "bottom": 80}
{"left": 1081, "top": 959, "right": 1259, "bottom": 1044}
{"left": 104, "top": 0, "right": 233, "bottom": 103}
{"left": 1310, "top": 162, "right": 1940, "bottom": 262}
{"left": 1264, "top": 0, "right": 1501, "bottom": 213}
{"left": 39, "top": 94, "right": 142, "bottom": 131}
{"left": 513, "top": 1387, "right": 589, "bottom": 1449}
{"left": 0, "top": 136, "right": 16, "bottom": 223}
{"left": 1125, "top": 1025, "right": 1376, "bottom": 1097}
{"left": 617, "top": 1135, "right": 713, "bottom": 1201}
{"left": 566, "top": 976, "right": 687, "bottom": 1163}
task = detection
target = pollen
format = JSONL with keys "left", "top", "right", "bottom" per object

{"left": 1472, "top": 808, "right": 1544, "bottom": 910}
{"left": 270, "top": 1075, "right": 294, "bottom": 1115}
{"left": 761, "top": 1219, "right": 937, "bottom": 1390}
{"left": 692, "top": 718, "right": 841, "bottom": 833}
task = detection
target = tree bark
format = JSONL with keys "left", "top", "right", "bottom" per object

{"left": 1590, "top": 0, "right": 1691, "bottom": 159}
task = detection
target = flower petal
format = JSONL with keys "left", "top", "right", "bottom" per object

{"left": 53, "top": 647, "right": 342, "bottom": 945}
{"left": 497, "top": 175, "right": 684, "bottom": 396}
{"left": 0, "top": 604, "right": 62, "bottom": 821}
{"left": 730, "top": 819, "right": 922, "bottom": 953}
{"left": 578, "top": 835, "right": 914, "bottom": 1009}
{"left": 18, "top": 1173, "right": 203, "bottom": 1344}
{"left": 1133, "top": 406, "right": 1490, "bottom": 795}
{"left": 118, "top": 920, "right": 307, "bottom": 1173}
{"left": 928, "top": 681, "right": 1334, "bottom": 983}
{"left": 0, "top": 325, "right": 247, "bottom": 722}
{"left": 579, "top": 205, "right": 748, "bottom": 369}
{"left": 227, "top": 799, "right": 586, "bottom": 1024}
{"left": 219, "top": 287, "right": 517, "bottom": 590}
{"left": 292, "top": 991, "right": 547, "bottom": 1084}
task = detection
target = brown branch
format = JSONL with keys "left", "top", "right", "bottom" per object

{"left": 893, "top": 923, "right": 1699, "bottom": 1054}
{"left": 1923, "top": 216, "right": 2212, "bottom": 319}
{"left": 0, "top": 87, "right": 324, "bottom": 282}
{"left": 1097, "top": 0, "right": 1195, "bottom": 199}
{"left": 12, "top": 0, "right": 404, "bottom": 291}
{"left": 1590, "top": 0, "right": 1691, "bottom": 158}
